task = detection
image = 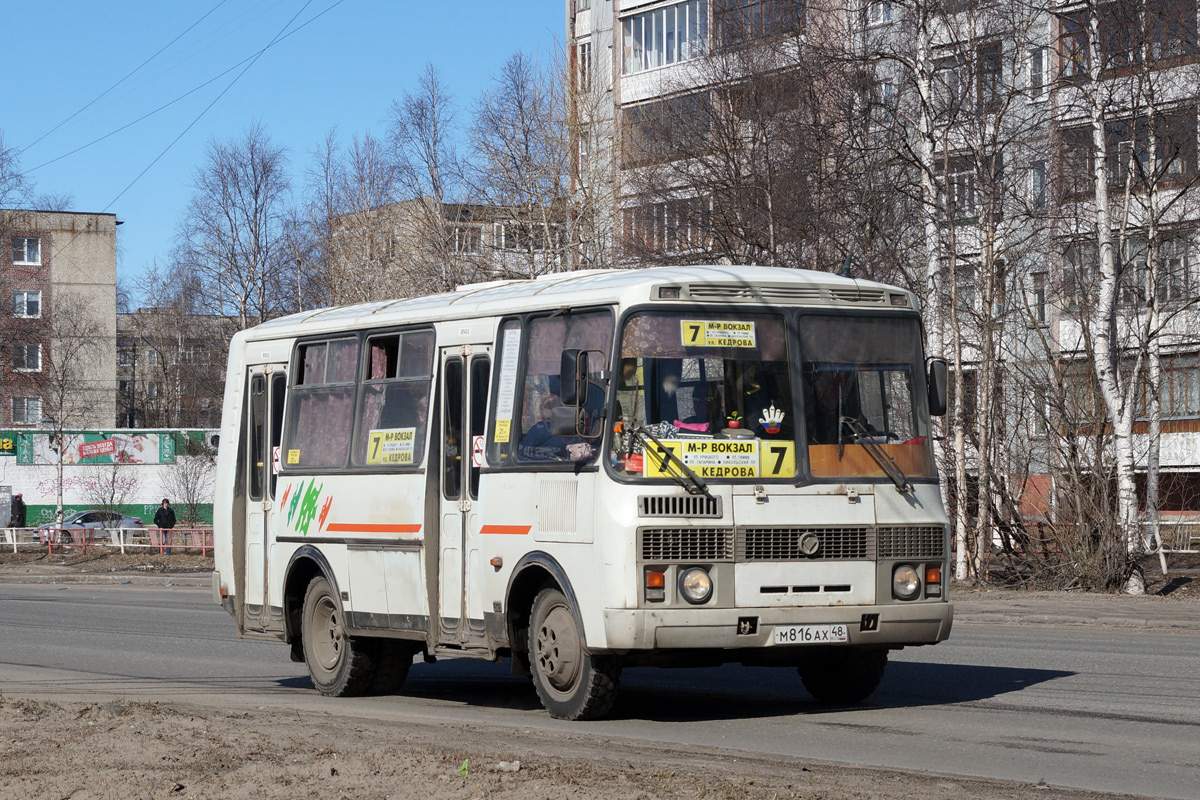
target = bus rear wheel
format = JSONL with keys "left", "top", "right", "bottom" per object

{"left": 301, "top": 575, "right": 376, "bottom": 697}
{"left": 797, "top": 648, "right": 888, "bottom": 705}
{"left": 528, "top": 588, "right": 620, "bottom": 720}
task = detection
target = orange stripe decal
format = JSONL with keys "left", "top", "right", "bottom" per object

{"left": 479, "top": 524, "right": 532, "bottom": 535}
{"left": 325, "top": 523, "right": 422, "bottom": 534}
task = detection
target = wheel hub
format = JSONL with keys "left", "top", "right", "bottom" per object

{"left": 534, "top": 605, "right": 581, "bottom": 693}
{"left": 312, "top": 595, "right": 343, "bottom": 671}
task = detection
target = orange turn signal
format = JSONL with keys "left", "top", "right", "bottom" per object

{"left": 645, "top": 570, "right": 665, "bottom": 589}
{"left": 925, "top": 565, "right": 942, "bottom": 585}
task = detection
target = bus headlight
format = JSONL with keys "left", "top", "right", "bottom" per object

{"left": 892, "top": 565, "right": 921, "bottom": 600}
{"left": 679, "top": 567, "right": 713, "bottom": 604}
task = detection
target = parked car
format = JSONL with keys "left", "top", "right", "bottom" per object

{"left": 38, "top": 511, "right": 144, "bottom": 544}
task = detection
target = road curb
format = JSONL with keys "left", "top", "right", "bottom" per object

{"left": 956, "top": 612, "right": 1197, "bottom": 628}
{"left": 0, "top": 573, "right": 209, "bottom": 588}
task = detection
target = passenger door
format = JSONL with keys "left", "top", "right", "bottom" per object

{"left": 244, "top": 365, "right": 288, "bottom": 631}
{"left": 437, "top": 347, "right": 491, "bottom": 646}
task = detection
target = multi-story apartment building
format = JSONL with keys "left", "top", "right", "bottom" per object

{"left": 568, "top": 1, "right": 1200, "bottom": 539}
{"left": 1, "top": 209, "right": 117, "bottom": 430}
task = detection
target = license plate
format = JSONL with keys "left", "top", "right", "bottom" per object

{"left": 772, "top": 624, "right": 849, "bottom": 645}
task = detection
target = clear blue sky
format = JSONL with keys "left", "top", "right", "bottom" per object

{"left": 2, "top": 0, "right": 564, "bottom": 291}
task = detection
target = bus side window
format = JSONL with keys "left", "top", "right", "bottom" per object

{"left": 269, "top": 373, "right": 286, "bottom": 497}
{"left": 352, "top": 330, "right": 434, "bottom": 468}
{"left": 284, "top": 337, "right": 359, "bottom": 469}
{"left": 249, "top": 375, "right": 266, "bottom": 501}
{"left": 469, "top": 356, "right": 490, "bottom": 499}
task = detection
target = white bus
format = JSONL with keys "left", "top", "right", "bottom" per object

{"left": 213, "top": 266, "right": 952, "bottom": 719}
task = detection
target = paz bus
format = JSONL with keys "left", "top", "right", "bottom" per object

{"left": 213, "top": 265, "right": 953, "bottom": 719}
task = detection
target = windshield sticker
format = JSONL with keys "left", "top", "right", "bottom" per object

{"left": 758, "top": 403, "right": 785, "bottom": 435}
{"left": 644, "top": 438, "right": 795, "bottom": 479}
{"left": 681, "top": 320, "right": 757, "bottom": 349}
{"left": 286, "top": 449, "right": 300, "bottom": 464}
{"left": 494, "top": 327, "right": 522, "bottom": 443}
{"left": 366, "top": 428, "right": 417, "bottom": 465}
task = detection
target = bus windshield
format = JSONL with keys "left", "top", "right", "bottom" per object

{"left": 611, "top": 311, "right": 798, "bottom": 480}
{"left": 799, "top": 315, "right": 936, "bottom": 480}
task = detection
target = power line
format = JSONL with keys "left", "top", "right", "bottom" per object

{"left": 101, "top": 0, "right": 320, "bottom": 213}
{"left": 27, "top": 0, "right": 347, "bottom": 175}
{"left": 20, "top": 0, "right": 231, "bottom": 154}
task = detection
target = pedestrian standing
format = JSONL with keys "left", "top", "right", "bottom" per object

{"left": 154, "top": 498, "right": 177, "bottom": 555}
{"left": 8, "top": 492, "right": 26, "bottom": 528}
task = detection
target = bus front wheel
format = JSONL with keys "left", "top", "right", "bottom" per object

{"left": 797, "top": 648, "right": 888, "bottom": 705}
{"left": 528, "top": 588, "right": 620, "bottom": 720}
{"left": 301, "top": 575, "right": 376, "bottom": 697}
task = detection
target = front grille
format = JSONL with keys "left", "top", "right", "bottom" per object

{"left": 878, "top": 525, "right": 946, "bottom": 558}
{"left": 688, "top": 284, "right": 825, "bottom": 303}
{"left": 738, "top": 527, "right": 872, "bottom": 561}
{"left": 640, "top": 528, "right": 734, "bottom": 562}
{"left": 638, "top": 494, "right": 722, "bottom": 518}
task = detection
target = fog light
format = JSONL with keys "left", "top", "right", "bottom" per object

{"left": 893, "top": 564, "right": 921, "bottom": 600}
{"left": 645, "top": 569, "right": 666, "bottom": 603}
{"left": 679, "top": 567, "right": 713, "bottom": 604}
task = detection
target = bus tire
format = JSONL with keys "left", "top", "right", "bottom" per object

{"left": 527, "top": 588, "right": 620, "bottom": 720}
{"left": 368, "top": 640, "right": 417, "bottom": 695}
{"left": 301, "top": 575, "right": 375, "bottom": 697}
{"left": 797, "top": 648, "right": 888, "bottom": 705}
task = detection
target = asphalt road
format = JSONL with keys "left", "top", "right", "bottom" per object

{"left": 2, "top": 584, "right": 1198, "bottom": 799}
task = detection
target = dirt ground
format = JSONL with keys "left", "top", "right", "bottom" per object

{"left": 0, "top": 696, "right": 1151, "bottom": 800}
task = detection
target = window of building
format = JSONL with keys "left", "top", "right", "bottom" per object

{"left": 1107, "top": 111, "right": 1197, "bottom": 186}
{"left": 118, "top": 380, "right": 129, "bottom": 393}
{"left": 940, "top": 156, "right": 977, "bottom": 218}
{"left": 147, "top": 350, "right": 161, "bottom": 367}
{"left": 867, "top": 1, "right": 893, "bottom": 26}
{"left": 1031, "top": 161, "right": 1047, "bottom": 210}
{"left": 147, "top": 382, "right": 161, "bottom": 398}
{"left": 1032, "top": 385, "right": 1049, "bottom": 436}
{"left": 12, "top": 397, "right": 42, "bottom": 425}
{"left": 449, "top": 225, "right": 480, "bottom": 254}
{"left": 1059, "top": 13, "right": 1090, "bottom": 78}
{"left": 11, "top": 237, "right": 40, "bottom": 265}
{"left": 576, "top": 0, "right": 590, "bottom": 10}
{"left": 622, "top": 0, "right": 707, "bottom": 75}
{"left": 620, "top": 91, "right": 711, "bottom": 168}
{"left": 1030, "top": 272, "right": 1049, "bottom": 324}
{"left": 578, "top": 39, "right": 593, "bottom": 92}
{"left": 1028, "top": 46, "right": 1047, "bottom": 98}
{"left": 977, "top": 42, "right": 1003, "bottom": 113}
{"left": 1135, "top": 353, "right": 1200, "bottom": 420}
{"left": 933, "top": 53, "right": 966, "bottom": 122}
{"left": 12, "top": 343, "right": 41, "bottom": 372}
{"left": 117, "top": 348, "right": 133, "bottom": 367}
{"left": 623, "top": 197, "right": 710, "bottom": 254}
{"left": 715, "top": 0, "right": 804, "bottom": 48}
{"left": 1119, "top": 235, "right": 1193, "bottom": 305}
{"left": 12, "top": 290, "right": 41, "bottom": 318}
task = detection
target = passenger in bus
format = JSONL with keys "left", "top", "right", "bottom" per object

{"left": 520, "top": 395, "right": 594, "bottom": 461}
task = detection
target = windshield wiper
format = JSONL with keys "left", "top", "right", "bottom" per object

{"left": 839, "top": 416, "right": 913, "bottom": 493}
{"left": 627, "top": 422, "right": 713, "bottom": 498}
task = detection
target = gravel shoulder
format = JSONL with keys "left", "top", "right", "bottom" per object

{"left": 0, "top": 696, "right": 1154, "bottom": 800}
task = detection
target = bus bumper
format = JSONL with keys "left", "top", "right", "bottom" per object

{"left": 599, "top": 601, "right": 952, "bottom": 652}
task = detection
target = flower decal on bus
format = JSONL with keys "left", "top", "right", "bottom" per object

{"left": 294, "top": 481, "right": 324, "bottom": 535}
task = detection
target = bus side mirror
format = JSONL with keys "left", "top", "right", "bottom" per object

{"left": 560, "top": 349, "right": 589, "bottom": 406}
{"left": 928, "top": 358, "right": 948, "bottom": 417}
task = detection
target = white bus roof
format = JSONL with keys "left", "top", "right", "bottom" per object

{"left": 242, "top": 265, "right": 907, "bottom": 342}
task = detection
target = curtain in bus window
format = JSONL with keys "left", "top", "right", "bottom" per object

{"left": 291, "top": 388, "right": 354, "bottom": 468}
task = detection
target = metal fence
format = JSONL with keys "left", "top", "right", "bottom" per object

{"left": 3, "top": 527, "right": 214, "bottom": 556}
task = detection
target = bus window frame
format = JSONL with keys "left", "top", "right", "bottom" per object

{"left": 482, "top": 306, "right": 615, "bottom": 474}
{"left": 280, "top": 325, "right": 436, "bottom": 476}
